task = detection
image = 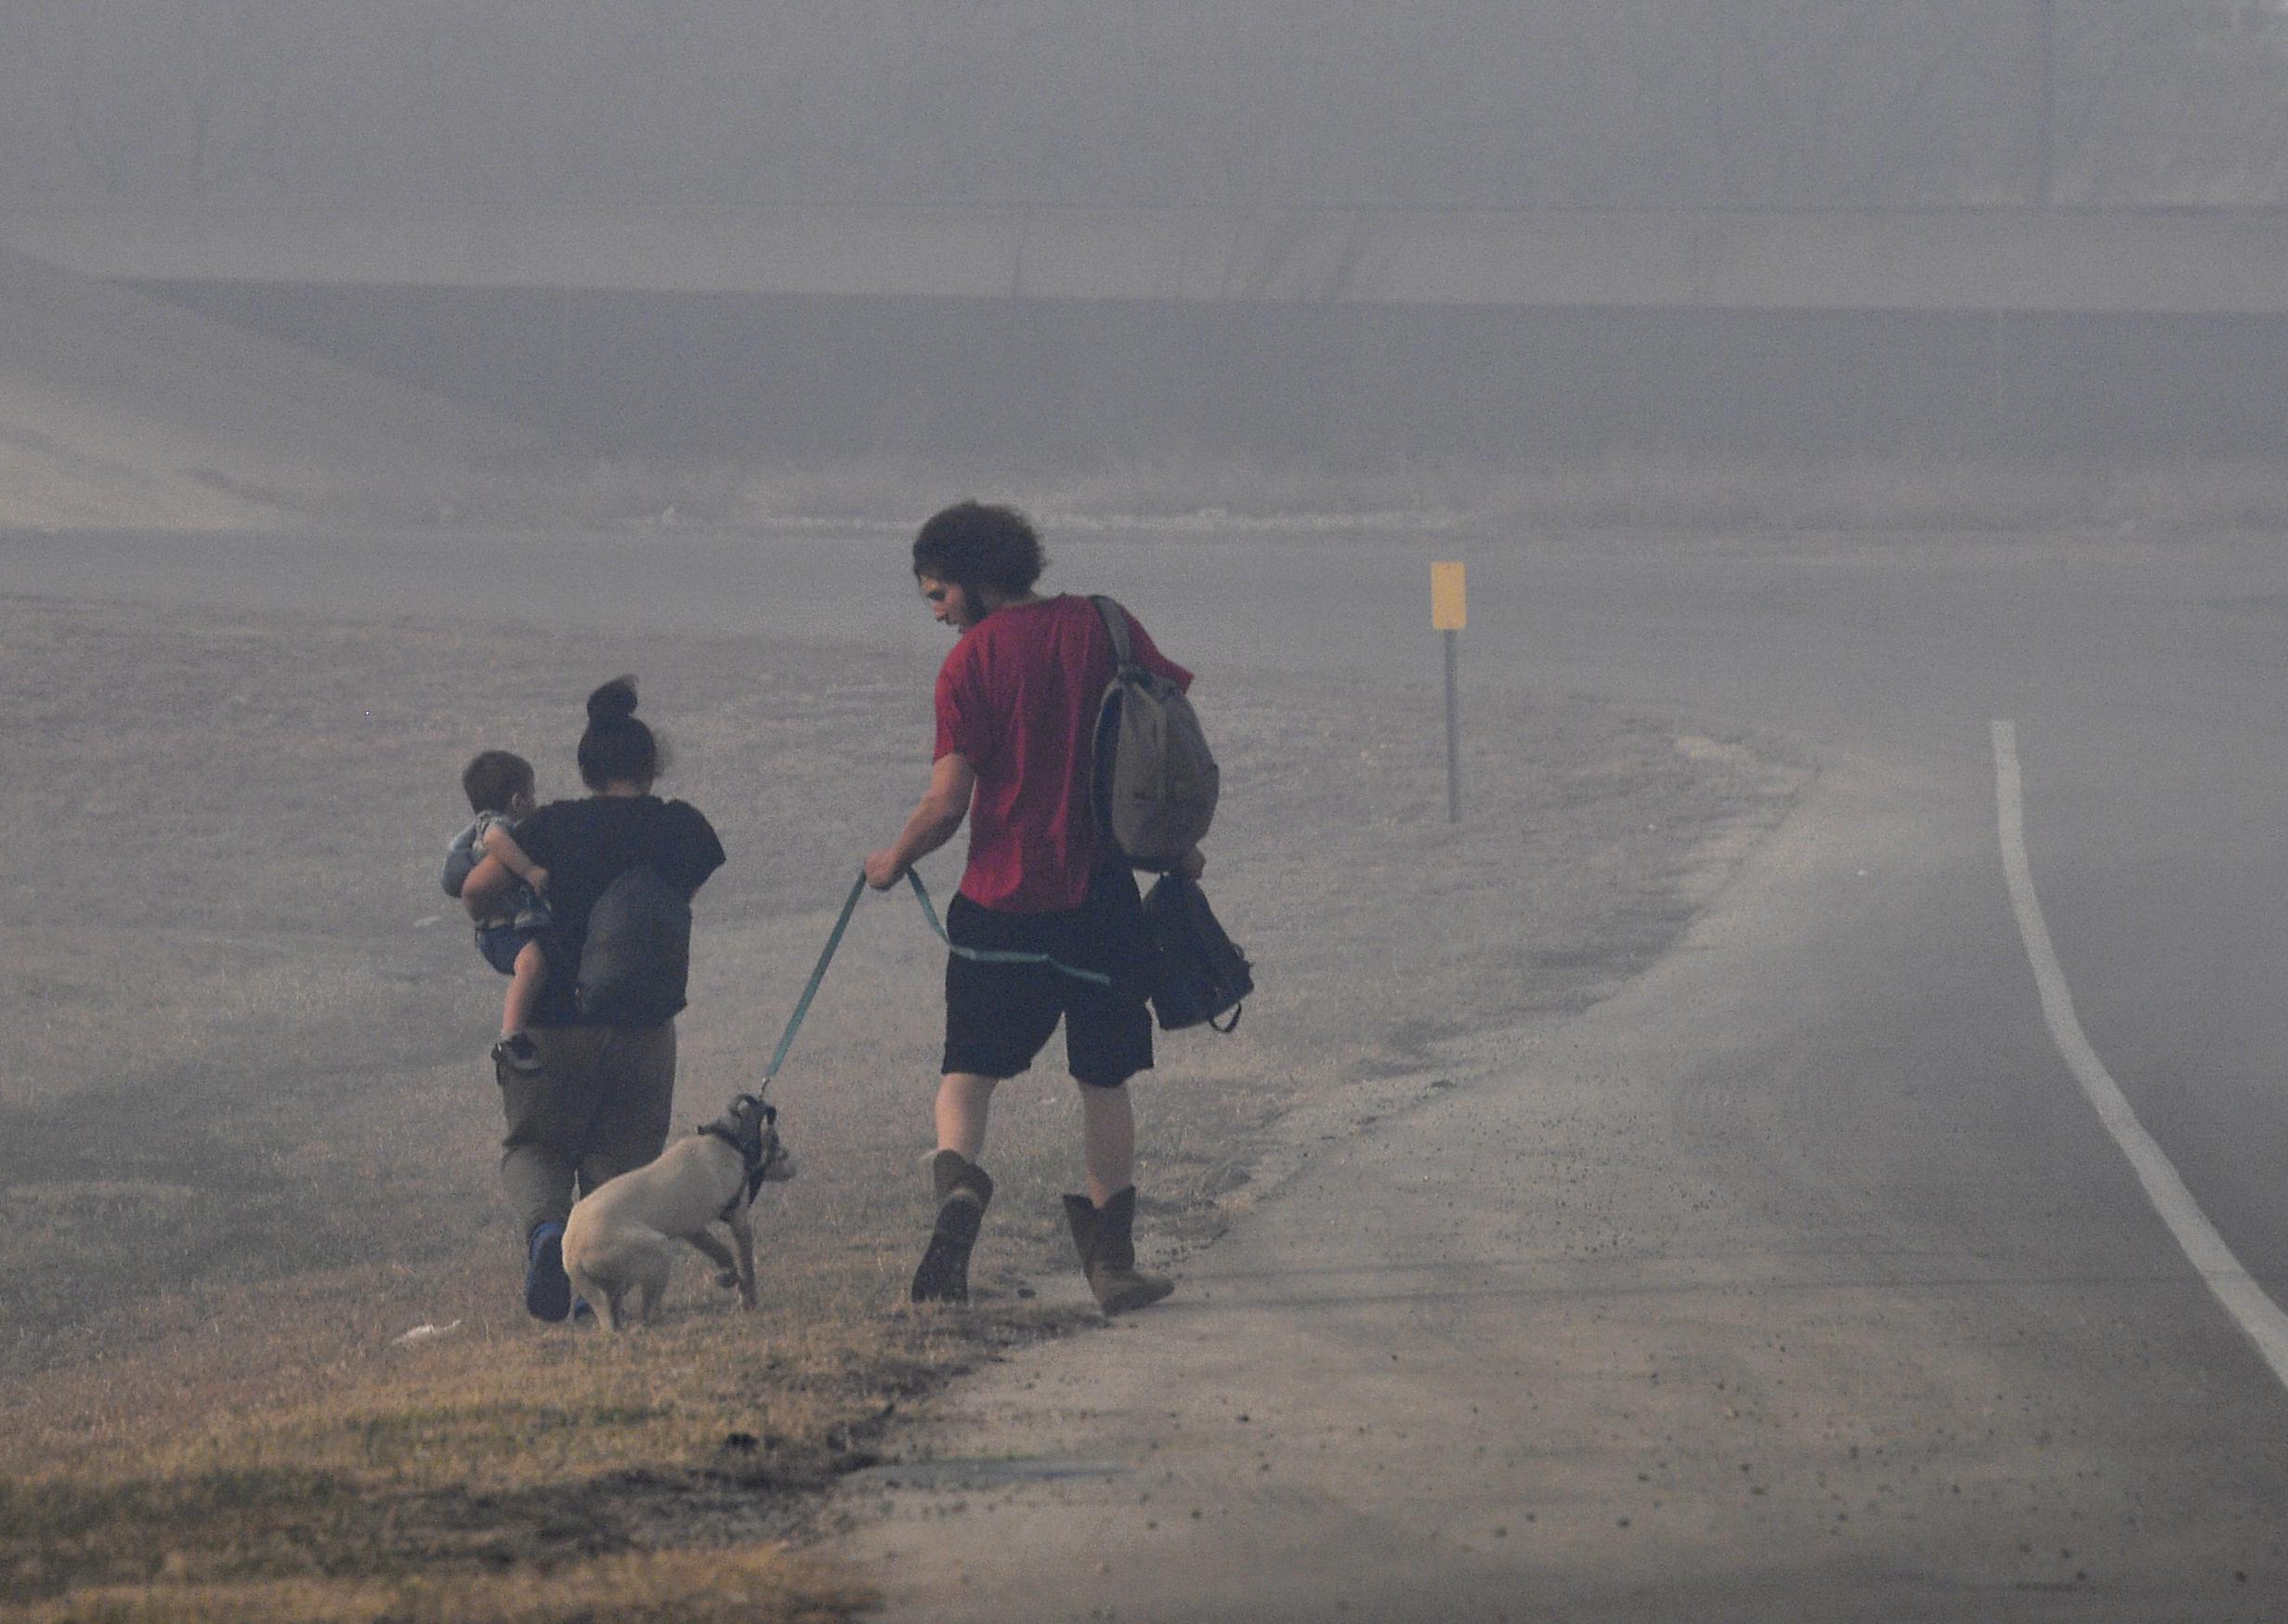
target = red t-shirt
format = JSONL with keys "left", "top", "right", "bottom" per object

{"left": 935, "top": 594, "right": 1194, "bottom": 911}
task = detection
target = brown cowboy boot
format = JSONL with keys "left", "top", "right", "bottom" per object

{"left": 1062, "top": 1185, "right": 1173, "bottom": 1314}
{"left": 911, "top": 1149, "right": 994, "bottom": 1303}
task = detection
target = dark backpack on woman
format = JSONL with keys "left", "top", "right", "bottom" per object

{"left": 1141, "top": 873, "right": 1252, "bottom": 1033}
{"left": 575, "top": 865, "right": 690, "bottom": 1026}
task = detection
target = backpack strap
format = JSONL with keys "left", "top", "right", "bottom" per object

{"left": 1089, "top": 595, "right": 1139, "bottom": 672}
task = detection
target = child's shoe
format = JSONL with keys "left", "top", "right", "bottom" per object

{"left": 490, "top": 1031, "right": 542, "bottom": 1073}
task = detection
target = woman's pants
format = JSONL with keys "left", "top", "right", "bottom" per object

{"left": 496, "top": 1022, "right": 676, "bottom": 1241}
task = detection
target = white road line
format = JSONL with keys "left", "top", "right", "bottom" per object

{"left": 1992, "top": 718, "right": 2288, "bottom": 1389}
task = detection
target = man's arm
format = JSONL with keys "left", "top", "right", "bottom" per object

{"left": 865, "top": 753, "right": 976, "bottom": 889}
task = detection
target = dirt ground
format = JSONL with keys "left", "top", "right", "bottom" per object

{"left": 0, "top": 571, "right": 1802, "bottom": 1617}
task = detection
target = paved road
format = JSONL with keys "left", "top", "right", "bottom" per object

{"left": 14, "top": 519, "right": 2288, "bottom": 1614}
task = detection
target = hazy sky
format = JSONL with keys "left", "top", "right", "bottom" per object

{"left": 3, "top": 2, "right": 2283, "bottom": 211}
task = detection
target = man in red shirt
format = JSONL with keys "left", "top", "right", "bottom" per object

{"left": 866, "top": 501, "right": 1199, "bottom": 1313}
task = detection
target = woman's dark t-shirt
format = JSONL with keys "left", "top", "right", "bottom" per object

{"left": 511, "top": 795, "right": 726, "bottom": 1027}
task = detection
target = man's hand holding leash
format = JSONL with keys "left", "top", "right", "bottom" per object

{"left": 862, "top": 850, "right": 907, "bottom": 890}
{"left": 867, "top": 751, "right": 976, "bottom": 889}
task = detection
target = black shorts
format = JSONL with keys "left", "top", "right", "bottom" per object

{"left": 942, "top": 866, "right": 1154, "bottom": 1089}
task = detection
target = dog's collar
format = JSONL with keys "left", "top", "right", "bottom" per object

{"left": 699, "top": 1096, "right": 779, "bottom": 1211}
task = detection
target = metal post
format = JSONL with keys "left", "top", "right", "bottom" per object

{"left": 2031, "top": 0, "right": 2054, "bottom": 209}
{"left": 1431, "top": 559, "right": 1467, "bottom": 823}
{"left": 1444, "top": 626, "right": 1461, "bottom": 823}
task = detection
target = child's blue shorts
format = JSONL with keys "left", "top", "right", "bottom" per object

{"left": 477, "top": 923, "right": 543, "bottom": 977}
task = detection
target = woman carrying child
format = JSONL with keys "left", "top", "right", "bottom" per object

{"left": 457, "top": 676, "right": 726, "bottom": 1322}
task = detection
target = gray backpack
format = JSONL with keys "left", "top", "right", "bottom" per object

{"left": 1089, "top": 596, "right": 1219, "bottom": 870}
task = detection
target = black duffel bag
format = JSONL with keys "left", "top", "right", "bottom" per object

{"left": 1140, "top": 873, "right": 1252, "bottom": 1033}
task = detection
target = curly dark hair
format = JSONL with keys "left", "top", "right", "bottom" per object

{"left": 911, "top": 501, "right": 1046, "bottom": 597}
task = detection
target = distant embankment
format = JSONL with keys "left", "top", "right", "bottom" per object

{"left": 13, "top": 204, "right": 2288, "bottom": 312}
{"left": 11, "top": 206, "right": 2288, "bottom": 460}
{"left": 0, "top": 245, "right": 540, "bottom": 530}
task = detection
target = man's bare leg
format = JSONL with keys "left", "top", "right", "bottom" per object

{"left": 1075, "top": 1081, "right": 1135, "bottom": 1209}
{"left": 935, "top": 1071, "right": 998, "bottom": 1159}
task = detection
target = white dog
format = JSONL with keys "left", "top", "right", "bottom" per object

{"left": 561, "top": 1093, "right": 795, "bottom": 1330}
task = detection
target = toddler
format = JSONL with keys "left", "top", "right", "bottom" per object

{"left": 443, "top": 750, "right": 554, "bottom": 1071}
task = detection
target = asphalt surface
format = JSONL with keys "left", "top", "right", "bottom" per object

{"left": 14, "top": 518, "right": 2288, "bottom": 1617}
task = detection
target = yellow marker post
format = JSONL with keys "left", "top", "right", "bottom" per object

{"left": 1432, "top": 561, "right": 1466, "bottom": 821}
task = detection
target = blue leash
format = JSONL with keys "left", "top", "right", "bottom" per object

{"left": 761, "top": 872, "right": 867, "bottom": 1086}
{"left": 760, "top": 869, "right": 1112, "bottom": 1089}
{"left": 904, "top": 871, "right": 1113, "bottom": 987}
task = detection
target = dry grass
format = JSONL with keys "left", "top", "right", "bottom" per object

{"left": 9, "top": 1547, "right": 869, "bottom": 1624}
{"left": 3, "top": 1304, "right": 1065, "bottom": 1623}
{"left": 0, "top": 581, "right": 1802, "bottom": 1621}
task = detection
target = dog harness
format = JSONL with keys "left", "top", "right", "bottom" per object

{"left": 698, "top": 1096, "right": 782, "bottom": 1216}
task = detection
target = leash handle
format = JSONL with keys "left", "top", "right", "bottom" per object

{"left": 905, "top": 871, "right": 1113, "bottom": 987}
{"left": 763, "top": 871, "right": 869, "bottom": 1085}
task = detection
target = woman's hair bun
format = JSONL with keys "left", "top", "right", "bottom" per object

{"left": 586, "top": 675, "right": 639, "bottom": 727}
{"left": 576, "top": 674, "right": 660, "bottom": 791}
